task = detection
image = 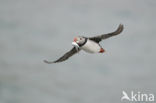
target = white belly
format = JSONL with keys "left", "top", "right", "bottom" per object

{"left": 81, "top": 40, "right": 101, "bottom": 53}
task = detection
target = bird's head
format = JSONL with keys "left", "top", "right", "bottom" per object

{"left": 72, "top": 36, "right": 86, "bottom": 51}
{"left": 73, "top": 36, "right": 86, "bottom": 45}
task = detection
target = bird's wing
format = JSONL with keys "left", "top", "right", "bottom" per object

{"left": 89, "top": 24, "right": 124, "bottom": 43}
{"left": 44, "top": 47, "right": 80, "bottom": 64}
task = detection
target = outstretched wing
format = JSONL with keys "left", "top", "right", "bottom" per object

{"left": 44, "top": 47, "right": 80, "bottom": 64}
{"left": 89, "top": 24, "right": 124, "bottom": 43}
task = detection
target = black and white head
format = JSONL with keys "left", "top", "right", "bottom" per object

{"left": 73, "top": 36, "right": 86, "bottom": 45}
{"left": 72, "top": 36, "right": 87, "bottom": 50}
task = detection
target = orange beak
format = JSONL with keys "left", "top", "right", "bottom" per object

{"left": 74, "top": 38, "right": 77, "bottom": 42}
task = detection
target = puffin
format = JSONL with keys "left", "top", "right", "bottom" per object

{"left": 44, "top": 24, "right": 124, "bottom": 63}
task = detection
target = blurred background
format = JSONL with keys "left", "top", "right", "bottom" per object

{"left": 0, "top": 0, "right": 156, "bottom": 103}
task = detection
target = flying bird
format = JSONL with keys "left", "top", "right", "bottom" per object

{"left": 44, "top": 24, "right": 124, "bottom": 64}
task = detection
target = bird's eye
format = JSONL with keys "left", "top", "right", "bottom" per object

{"left": 80, "top": 38, "right": 82, "bottom": 40}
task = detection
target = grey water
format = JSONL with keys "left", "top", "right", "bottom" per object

{"left": 0, "top": 0, "right": 156, "bottom": 103}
